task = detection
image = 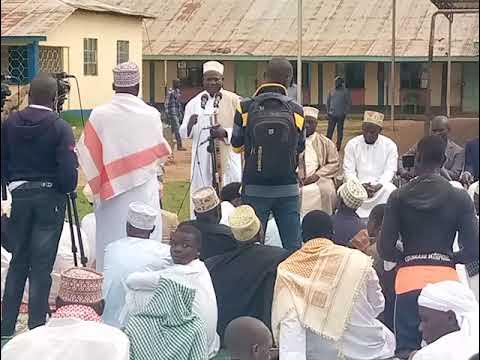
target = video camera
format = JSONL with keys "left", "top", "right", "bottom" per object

{"left": 1, "top": 74, "right": 12, "bottom": 112}
{"left": 51, "top": 72, "right": 72, "bottom": 113}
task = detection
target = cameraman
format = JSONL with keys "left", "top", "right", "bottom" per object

{"left": 1, "top": 73, "right": 78, "bottom": 336}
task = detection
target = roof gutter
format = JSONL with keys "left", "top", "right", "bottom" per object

{"left": 1, "top": 36, "right": 47, "bottom": 44}
{"left": 142, "top": 54, "right": 479, "bottom": 62}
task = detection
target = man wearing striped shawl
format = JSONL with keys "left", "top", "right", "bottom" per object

{"left": 272, "top": 210, "right": 395, "bottom": 360}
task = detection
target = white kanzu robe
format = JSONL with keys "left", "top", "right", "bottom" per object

{"left": 180, "top": 90, "right": 242, "bottom": 217}
{"left": 343, "top": 134, "right": 398, "bottom": 218}
{"left": 77, "top": 94, "right": 171, "bottom": 271}
{"left": 1, "top": 318, "right": 130, "bottom": 360}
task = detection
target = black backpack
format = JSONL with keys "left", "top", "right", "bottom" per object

{"left": 244, "top": 93, "right": 299, "bottom": 182}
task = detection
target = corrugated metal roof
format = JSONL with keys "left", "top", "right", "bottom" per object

{"left": 109, "top": 0, "right": 478, "bottom": 58}
{"left": 1, "top": 0, "right": 154, "bottom": 37}
{"left": 430, "top": 0, "right": 479, "bottom": 9}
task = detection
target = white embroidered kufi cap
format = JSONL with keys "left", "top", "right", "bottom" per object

{"left": 127, "top": 201, "right": 158, "bottom": 230}
{"left": 203, "top": 61, "right": 224, "bottom": 75}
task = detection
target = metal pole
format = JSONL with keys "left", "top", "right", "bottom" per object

{"left": 425, "top": 9, "right": 479, "bottom": 136}
{"left": 391, "top": 0, "right": 396, "bottom": 131}
{"left": 446, "top": 16, "right": 453, "bottom": 117}
{"left": 425, "top": 13, "right": 437, "bottom": 136}
{"left": 297, "top": 0, "right": 303, "bottom": 105}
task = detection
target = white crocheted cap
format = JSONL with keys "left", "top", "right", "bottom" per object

{"left": 228, "top": 205, "right": 261, "bottom": 242}
{"left": 203, "top": 61, "right": 224, "bottom": 75}
{"left": 338, "top": 179, "right": 368, "bottom": 210}
{"left": 127, "top": 201, "right": 158, "bottom": 230}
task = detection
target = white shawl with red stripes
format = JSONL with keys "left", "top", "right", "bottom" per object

{"left": 77, "top": 93, "right": 171, "bottom": 201}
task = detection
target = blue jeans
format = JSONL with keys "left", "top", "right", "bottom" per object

{"left": 243, "top": 195, "right": 301, "bottom": 251}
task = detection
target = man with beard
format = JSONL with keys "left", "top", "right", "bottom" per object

{"left": 343, "top": 111, "right": 398, "bottom": 219}
{"left": 300, "top": 106, "right": 340, "bottom": 216}
{"left": 180, "top": 61, "right": 242, "bottom": 217}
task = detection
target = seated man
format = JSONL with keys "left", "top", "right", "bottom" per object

{"left": 54, "top": 267, "right": 104, "bottom": 323}
{"left": 462, "top": 137, "right": 479, "bottom": 184}
{"left": 343, "top": 111, "right": 398, "bottom": 218}
{"left": 220, "top": 182, "right": 282, "bottom": 248}
{"left": 121, "top": 222, "right": 220, "bottom": 358}
{"left": 124, "top": 277, "right": 208, "bottom": 360}
{"left": 332, "top": 179, "right": 368, "bottom": 246}
{"left": 273, "top": 210, "right": 395, "bottom": 360}
{"left": 378, "top": 135, "right": 479, "bottom": 359}
{"left": 191, "top": 186, "right": 238, "bottom": 260}
{"left": 224, "top": 317, "right": 274, "bottom": 360}
{"left": 301, "top": 106, "right": 340, "bottom": 216}
{"left": 411, "top": 281, "right": 479, "bottom": 360}
{"left": 102, "top": 201, "right": 171, "bottom": 328}
{"left": 399, "top": 115, "right": 464, "bottom": 183}
{"left": 351, "top": 204, "right": 396, "bottom": 331}
{"left": 206, "top": 205, "right": 292, "bottom": 339}
{"left": 2, "top": 267, "right": 130, "bottom": 360}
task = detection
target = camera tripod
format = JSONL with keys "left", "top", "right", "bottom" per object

{"left": 66, "top": 192, "right": 88, "bottom": 267}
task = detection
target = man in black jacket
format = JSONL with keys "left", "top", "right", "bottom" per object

{"left": 377, "top": 135, "right": 478, "bottom": 359}
{"left": 1, "top": 73, "right": 78, "bottom": 336}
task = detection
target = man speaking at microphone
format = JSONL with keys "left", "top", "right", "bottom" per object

{"left": 180, "top": 61, "right": 242, "bottom": 217}
{"left": 1, "top": 73, "right": 78, "bottom": 336}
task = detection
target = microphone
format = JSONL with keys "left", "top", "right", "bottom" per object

{"left": 201, "top": 94, "right": 209, "bottom": 110}
{"left": 52, "top": 72, "right": 76, "bottom": 80}
{"left": 213, "top": 92, "right": 222, "bottom": 108}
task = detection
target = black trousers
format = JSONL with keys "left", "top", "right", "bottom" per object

{"left": 394, "top": 289, "right": 423, "bottom": 359}
{"left": 326, "top": 114, "right": 346, "bottom": 150}
{"left": 1, "top": 188, "right": 66, "bottom": 336}
{"left": 169, "top": 115, "right": 183, "bottom": 148}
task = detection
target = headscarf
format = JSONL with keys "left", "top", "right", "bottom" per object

{"left": 419, "top": 280, "right": 479, "bottom": 337}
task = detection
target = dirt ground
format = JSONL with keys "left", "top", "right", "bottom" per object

{"left": 162, "top": 118, "right": 479, "bottom": 182}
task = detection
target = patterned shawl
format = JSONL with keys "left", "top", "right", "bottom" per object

{"left": 124, "top": 278, "right": 208, "bottom": 360}
{"left": 272, "top": 238, "right": 372, "bottom": 344}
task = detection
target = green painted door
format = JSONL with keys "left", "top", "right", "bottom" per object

{"left": 462, "top": 63, "right": 479, "bottom": 113}
{"left": 235, "top": 62, "right": 257, "bottom": 98}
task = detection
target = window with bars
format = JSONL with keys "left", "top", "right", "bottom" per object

{"left": 84, "top": 38, "right": 98, "bottom": 76}
{"left": 117, "top": 40, "right": 129, "bottom": 64}
{"left": 39, "top": 46, "right": 63, "bottom": 74}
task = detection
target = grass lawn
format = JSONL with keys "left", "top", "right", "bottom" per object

{"left": 163, "top": 181, "right": 191, "bottom": 221}
{"left": 75, "top": 181, "right": 191, "bottom": 221}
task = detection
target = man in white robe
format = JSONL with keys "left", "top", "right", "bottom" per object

{"left": 412, "top": 280, "right": 479, "bottom": 360}
{"left": 121, "top": 222, "right": 220, "bottom": 358}
{"left": 1, "top": 319, "right": 130, "bottom": 360}
{"left": 343, "top": 111, "right": 398, "bottom": 218}
{"left": 77, "top": 62, "right": 171, "bottom": 271}
{"left": 273, "top": 211, "right": 395, "bottom": 360}
{"left": 301, "top": 107, "right": 340, "bottom": 216}
{"left": 180, "top": 61, "right": 242, "bottom": 217}
{"left": 102, "top": 202, "right": 171, "bottom": 328}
